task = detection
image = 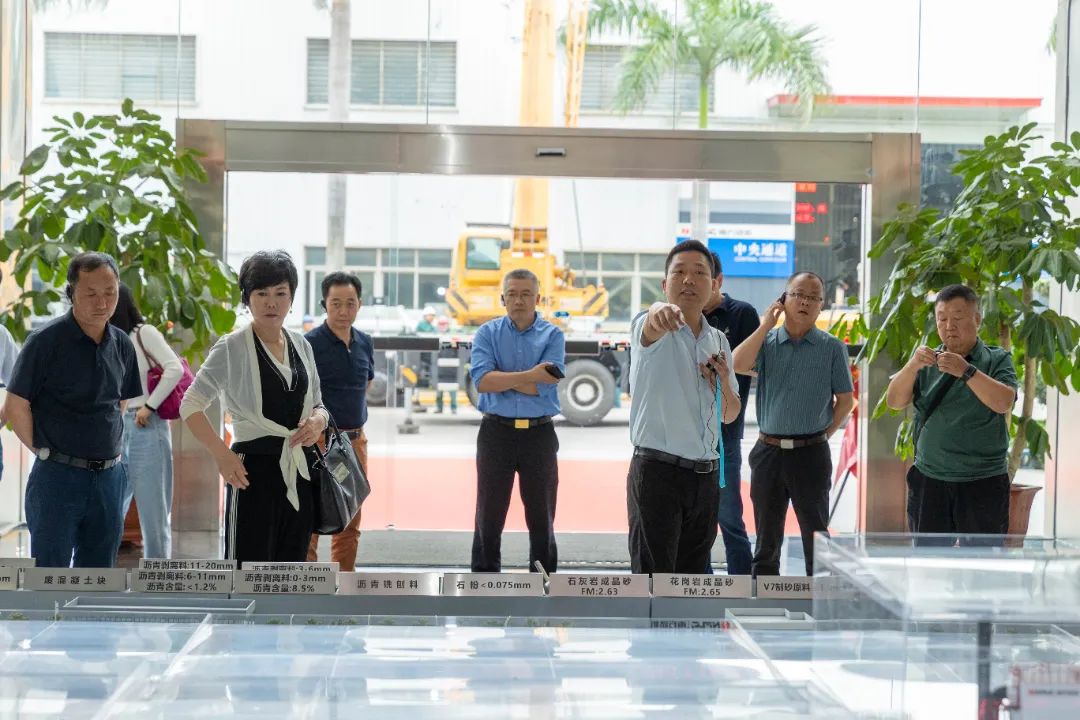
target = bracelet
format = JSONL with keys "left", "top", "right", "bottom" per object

{"left": 144, "top": 404, "right": 157, "bottom": 413}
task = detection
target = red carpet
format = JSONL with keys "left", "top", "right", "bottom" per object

{"left": 360, "top": 457, "right": 806, "bottom": 535}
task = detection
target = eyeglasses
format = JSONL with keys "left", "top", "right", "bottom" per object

{"left": 788, "top": 291, "right": 823, "bottom": 304}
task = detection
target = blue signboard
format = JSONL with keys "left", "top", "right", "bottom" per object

{"left": 677, "top": 237, "right": 795, "bottom": 279}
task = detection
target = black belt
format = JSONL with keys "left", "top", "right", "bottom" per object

{"left": 634, "top": 447, "right": 718, "bottom": 474}
{"left": 759, "top": 433, "right": 829, "bottom": 450}
{"left": 339, "top": 428, "right": 363, "bottom": 440}
{"left": 484, "top": 414, "right": 553, "bottom": 429}
{"left": 36, "top": 449, "right": 121, "bottom": 471}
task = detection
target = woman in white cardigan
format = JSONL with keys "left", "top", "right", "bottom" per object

{"left": 110, "top": 284, "right": 184, "bottom": 560}
{"left": 180, "top": 251, "right": 328, "bottom": 564}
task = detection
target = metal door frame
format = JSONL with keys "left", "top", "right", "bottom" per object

{"left": 175, "top": 120, "right": 920, "bottom": 541}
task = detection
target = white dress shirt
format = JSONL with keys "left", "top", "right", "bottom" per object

{"left": 629, "top": 312, "right": 739, "bottom": 461}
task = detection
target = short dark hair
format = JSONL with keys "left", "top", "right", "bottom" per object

{"left": 321, "top": 271, "right": 363, "bottom": 302}
{"left": 109, "top": 283, "right": 145, "bottom": 334}
{"left": 503, "top": 268, "right": 540, "bottom": 292}
{"left": 787, "top": 270, "right": 825, "bottom": 289}
{"left": 66, "top": 252, "right": 119, "bottom": 300}
{"left": 238, "top": 250, "right": 298, "bottom": 305}
{"left": 936, "top": 284, "right": 979, "bottom": 307}
{"left": 710, "top": 251, "right": 723, "bottom": 276}
{"left": 665, "top": 240, "right": 716, "bottom": 278}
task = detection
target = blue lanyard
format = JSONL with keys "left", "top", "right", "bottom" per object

{"left": 716, "top": 381, "right": 725, "bottom": 488}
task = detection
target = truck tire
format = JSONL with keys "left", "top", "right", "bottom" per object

{"left": 559, "top": 358, "right": 616, "bottom": 426}
{"left": 367, "top": 370, "right": 389, "bottom": 407}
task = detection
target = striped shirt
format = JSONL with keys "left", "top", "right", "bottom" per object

{"left": 754, "top": 326, "right": 853, "bottom": 436}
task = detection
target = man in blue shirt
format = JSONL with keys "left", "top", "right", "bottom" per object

{"left": 4, "top": 253, "right": 142, "bottom": 568}
{"left": 304, "top": 272, "right": 375, "bottom": 572}
{"left": 469, "top": 269, "right": 565, "bottom": 573}
{"left": 703, "top": 251, "right": 759, "bottom": 575}
{"left": 733, "top": 271, "right": 854, "bottom": 577}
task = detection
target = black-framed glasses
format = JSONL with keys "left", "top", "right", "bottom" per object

{"left": 788, "top": 291, "right": 823, "bottom": 304}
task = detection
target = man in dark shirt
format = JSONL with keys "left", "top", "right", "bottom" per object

{"left": 703, "top": 252, "right": 759, "bottom": 575}
{"left": 3, "top": 253, "right": 142, "bottom": 568}
{"left": 305, "top": 272, "right": 375, "bottom": 572}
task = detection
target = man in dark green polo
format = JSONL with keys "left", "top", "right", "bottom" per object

{"left": 886, "top": 284, "right": 1018, "bottom": 544}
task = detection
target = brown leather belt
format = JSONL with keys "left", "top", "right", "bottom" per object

{"left": 759, "top": 433, "right": 828, "bottom": 450}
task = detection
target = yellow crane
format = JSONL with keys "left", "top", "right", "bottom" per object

{"left": 445, "top": 0, "right": 607, "bottom": 327}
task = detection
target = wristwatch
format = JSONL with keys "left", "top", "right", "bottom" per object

{"left": 960, "top": 363, "right": 977, "bottom": 383}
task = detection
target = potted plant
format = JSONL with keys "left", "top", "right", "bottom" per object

{"left": 0, "top": 99, "right": 238, "bottom": 356}
{"left": 835, "top": 123, "right": 1080, "bottom": 541}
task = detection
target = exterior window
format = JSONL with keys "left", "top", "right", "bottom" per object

{"left": 45, "top": 32, "right": 196, "bottom": 102}
{"left": 581, "top": 44, "right": 710, "bottom": 114}
{"left": 307, "top": 39, "right": 456, "bottom": 107}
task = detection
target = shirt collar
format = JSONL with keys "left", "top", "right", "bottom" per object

{"left": 320, "top": 321, "right": 355, "bottom": 347}
{"left": 503, "top": 312, "right": 542, "bottom": 334}
{"left": 65, "top": 310, "right": 112, "bottom": 346}
{"left": 777, "top": 326, "right": 819, "bottom": 345}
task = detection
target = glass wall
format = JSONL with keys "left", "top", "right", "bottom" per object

{"left": 10, "top": 0, "right": 1058, "bottom": 549}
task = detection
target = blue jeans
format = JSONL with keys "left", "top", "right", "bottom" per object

{"left": 25, "top": 458, "right": 126, "bottom": 568}
{"left": 708, "top": 438, "right": 753, "bottom": 575}
{"left": 122, "top": 410, "right": 174, "bottom": 559}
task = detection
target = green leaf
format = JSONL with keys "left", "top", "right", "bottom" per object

{"left": 208, "top": 305, "right": 236, "bottom": 335}
{"left": 112, "top": 194, "right": 133, "bottom": 216}
{"left": 19, "top": 145, "right": 50, "bottom": 176}
{"left": 181, "top": 296, "right": 196, "bottom": 321}
{"left": 73, "top": 111, "right": 85, "bottom": 128}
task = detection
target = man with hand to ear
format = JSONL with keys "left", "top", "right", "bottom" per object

{"left": 733, "top": 271, "right": 854, "bottom": 577}
{"left": 468, "top": 268, "right": 565, "bottom": 574}
{"left": 628, "top": 239, "right": 740, "bottom": 575}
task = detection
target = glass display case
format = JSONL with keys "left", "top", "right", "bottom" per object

{"left": 811, "top": 534, "right": 1080, "bottom": 719}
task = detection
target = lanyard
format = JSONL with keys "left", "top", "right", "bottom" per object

{"left": 716, "top": 381, "right": 725, "bottom": 488}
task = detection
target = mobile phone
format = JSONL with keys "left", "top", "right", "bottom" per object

{"left": 707, "top": 352, "right": 724, "bottom": 374}
{"left": 778, "top": 292, "right": 787, "bottom": 304}
{"left": 545, "top": 364, "right": 565, "bottom": 379}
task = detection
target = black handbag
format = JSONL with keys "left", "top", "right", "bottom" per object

{"left": 311, "top": 414, "right": 370, "bottom": 535}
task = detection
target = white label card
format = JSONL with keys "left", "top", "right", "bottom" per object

{"left": 547, "top": 574, "right": 650, "bottom": 598}
{"left": 755, "top": 576, "right": 814, "bottom": 599}
{"left": 22, "top": 568, "right": 127, "bottom": 592}
{"left": 338, "top": 572, "right": 440, "bottom": 596}
{"left": 246, "top": 562, "right": 339, "bottom": 573}
{"left": 233, "top": 568, "right": 336, "bottom": 594}
{"left": 0, "top": 567, "right": 18, "bottom": 591}
{"left": 138, "top": 559, "right": 236, "bottom": 572}
{"left": 0, "top": 558, "right": 35, "bottom": 568}
{"left": 131, "top": 569, "right": 233, "bottom": 594}
{"left": 442, "top": 573, "right": 543, "bottom": 597}
{"left": 653, "top": 573, "right": 753, "bottom": 598}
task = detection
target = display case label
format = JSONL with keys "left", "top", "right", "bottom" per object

{"left": 442, "top": 573, "right": 543, "bottom": 597}
{"left": 653, "top": 573, "right": 753, "bottom": 598}
{"left": 22, "top": 568, "right": 127, "bottom": 592}
{"left": 338, "top": 572, "right": 441, "bottom": 596}
{"left": 547, "top": 574, "right": 650, "bottom": 598}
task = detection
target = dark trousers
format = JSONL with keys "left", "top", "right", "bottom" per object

{"left": 471, "top": 418, "right": 559, "bottom": 573}
{"left": 716, "top": 438, "right": 753, "bottom": 575}
{"left": 225, "top": 452, "right": 315, "bottom": 566}
{"left": 907, "top": 466, "right": 1010, "bottom": 546}
{"left": 749, "top": 439, "right": 832, "bottom": 577}
{"left": 25, "top": 459, "right": 126, "bottom": 568}
{"left": 627, "top": 455, "right": 720, "bottom": 574}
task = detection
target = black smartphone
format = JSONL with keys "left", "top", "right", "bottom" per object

{"left": 778, "top": 292, "right": 788, "bottom": 304}
{"left": 545, "top": 364, "right": 565, "bottom": 379}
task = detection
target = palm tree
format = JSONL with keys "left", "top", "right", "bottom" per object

{"left": 586, "top": 0, "right": 830, "bottom": 241}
